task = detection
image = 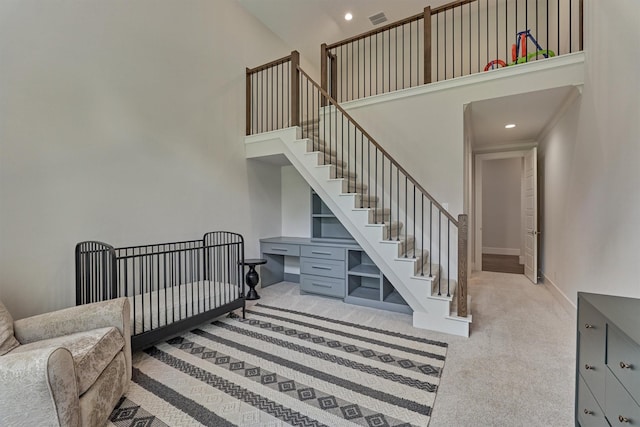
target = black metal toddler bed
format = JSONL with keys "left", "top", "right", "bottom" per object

{"left": 75, "top": 231, "right": 245, "bottom": 350}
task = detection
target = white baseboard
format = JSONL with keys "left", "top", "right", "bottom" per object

{"left": 542, "top": 273, "right": 576, "bottom": 314}
{"left": 482, "top": 247, "right": 521, "bottom": 256}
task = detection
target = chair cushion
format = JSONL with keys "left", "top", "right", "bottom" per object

{"left": 11, "top": 327, "right": 124, "bottom": 394}
{"left": 0, "top": 300, "right": 20, "bottom": 356}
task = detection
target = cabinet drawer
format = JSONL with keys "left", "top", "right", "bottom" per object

{"left": 301, "top": 245, "right": 345, "bottom": 260}
{"left": 577, "top": 375, "right": 606, "bottom": 427}
{"left": 578, "top": 299, "right": 607, "bottom": 344}
{"left": 300, "top": 258, "right": 345, "bottom": 279}
{"left": 261, "top": 242, "right": 300, "bottom": 256}
{"left": 605, "top": 369, "right": 640, "bottom": 425}
{"left": 579, "top": 331, "right": 606, "bottom": 404}
{"left": 300, "top": 275, "right": 345, "bottom": 298}
{"left": 608, "top": 325, "right": 640, "bottom": 401}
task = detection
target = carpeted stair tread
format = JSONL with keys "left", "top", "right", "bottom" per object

{"left": 340, "top": 179, "right": 367, "bottom": 193}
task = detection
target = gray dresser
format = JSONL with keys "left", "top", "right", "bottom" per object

{"left": 576, "top": 293, "right": 640, "bottom": 426}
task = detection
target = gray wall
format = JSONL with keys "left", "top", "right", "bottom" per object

{"left": 0, "top": 0, "right": 294, "bottom": 318}
{"left": 482, "top": 158, "right": 522, "bottom": 254}
{"left": 538, "top": 0, "right": 640, "bottom": 303}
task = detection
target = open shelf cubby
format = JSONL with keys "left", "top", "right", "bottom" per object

{"left": 311, "top": 191, "right": 354, "bottom": 242}
{"left": 382, "top": 276, "right": 409, "bottom": 306}
{"left": 347, "top": 275, "right": 380, "bottom": 301}
{"left": 348, "top": 250, "right": 380, "bottom": 278}
{"left": 345, "top": 249, "right": 412, "bottom": 314}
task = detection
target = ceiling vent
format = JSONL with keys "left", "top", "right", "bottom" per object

{"left": 369, "top": 12, "right": 388, "bottom": 26}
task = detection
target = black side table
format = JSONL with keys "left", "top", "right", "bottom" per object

{"left": 240, "top": 258, "right": 267, "bottom": 300}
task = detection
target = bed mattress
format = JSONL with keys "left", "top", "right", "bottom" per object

{"left": 128, "top": 280, "right": 240, "bottom": 335}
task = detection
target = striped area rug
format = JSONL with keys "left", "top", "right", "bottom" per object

{"left": 108, "top": 303, "right": 448, "bottom": 427}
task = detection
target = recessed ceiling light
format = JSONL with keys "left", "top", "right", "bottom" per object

{"left": 505, "top": 124, "right": 516, "bottom": 129}
{"left": 345, "top": 12, "right": 353, "bottom": 21}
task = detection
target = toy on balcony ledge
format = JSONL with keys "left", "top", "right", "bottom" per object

{"left": 484, "top": 29, "right": 556, "bottom": 71}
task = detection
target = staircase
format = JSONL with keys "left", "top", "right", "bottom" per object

{"left": 245, "top": 53, "right": 471, "bottom": 337}
{"left": 246, "top": 129, "right": 471, "bottom": 337}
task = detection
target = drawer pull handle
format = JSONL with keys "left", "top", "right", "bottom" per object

{"left": 311, "top": 283, "right": 332, "bottom": 288}
{"left": 311, "top": 251, "right": 332, "bottom": 255}
{"left": 583, "top": 409, "right": 593, "bottom": 415}
{"left": 311, "top": 266, "right": 332, "bottom": 270}
{"left": 618, "top": 415, "right": 630, "bottom": 423}
{"left": 620, "top": 362, "right": 632, "bottom": 369}
{"left": 584, "top": 364, "right": 594, "bottom": 370}
{"left": 584, "top": 324, "right": 594, "bottom": 329}
{"left": 271, "top": 247, "right": 288, "bottom": 251}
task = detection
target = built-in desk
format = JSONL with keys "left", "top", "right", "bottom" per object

{"left": 260, "top": 236, "right": 411, "bottom": 314}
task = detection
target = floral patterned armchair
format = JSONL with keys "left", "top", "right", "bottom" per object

{"left": 0, "top": 298, "right": 131, "bottom": 426}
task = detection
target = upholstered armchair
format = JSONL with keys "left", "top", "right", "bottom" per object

{"left": 0, "top": 298, "right": 131, "bottom": 427}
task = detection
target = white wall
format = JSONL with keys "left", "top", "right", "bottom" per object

{"left": 538, "top": 0, "right": 640, "bottom": 303}
{"left": 339, "top": 54, "right": 583, "bottom": 220}
{"left": 0, "top": 0, "right": 296, "bottom": 318}
{"left": 281, "top": 165, "right": 311, "bottom": 237}
{"left": 482, "top": 157, "right": 522, "bottom": 254}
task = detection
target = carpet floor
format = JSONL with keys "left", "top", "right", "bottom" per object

{"left": 109, "top": 303, "right": 448, "bottom": 427}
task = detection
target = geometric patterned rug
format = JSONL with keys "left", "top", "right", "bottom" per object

{"left": 108, "top": 303, "right": 448, "bottom": 427}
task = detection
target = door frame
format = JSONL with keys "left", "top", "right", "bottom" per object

{"left": 473, "top": 149, "right": 532, "bottom": 273}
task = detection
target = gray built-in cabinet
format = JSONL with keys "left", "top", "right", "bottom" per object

{"left": 576, "top": 293, "right": 640, "bottom": 427}
{"left": 259, "top": 191, "right": 410, "bottom": 314}
{"left": 311, "top": 190, "right": 354, "bottom": 242}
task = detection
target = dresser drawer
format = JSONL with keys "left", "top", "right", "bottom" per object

{"left": 606, "top": 369, "right": 640, "bottom": 425}
{"left": 577, "top": 375, "right": 607, "bottom": 427}
{"left": 300, "top": 275, "right": 345, "bottom": 298}
{"left": 579, "top": 331, "right": 607, "bottom": 404}
{"left": 301, "top": 245, "right": 345, "bottom": 260}
{"left": 608, "top": 325, "right": 640, "bottom": 401}
{"left": 261, "top": 242, "right": 300, "bottom": 256}
{"left": 300, "top": 258, "right": 345, "bottom": 279}
{"left": 578, "top": 299, "right": 607, "bottom": 344}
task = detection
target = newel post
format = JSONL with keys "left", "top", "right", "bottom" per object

{"left": 290, "top": 50, "right": 300, "bottom": 127}
{"left": 330, "top": 53, "right": 338, "bottom": 101}
{"left": 245, "top": 68, "right": 251, "bottom": 135}
{"left": 457, "top": 214, "right": 468, "bottom": 317}
{"left": 320, "top": 43, "right": 328, "bottom": 106}
{"left": 423, "top": 6, "right": 432, "bottom": 85}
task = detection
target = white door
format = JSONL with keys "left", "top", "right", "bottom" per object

{"left": 524, "top": 147, "right": 538, "bottom": 283}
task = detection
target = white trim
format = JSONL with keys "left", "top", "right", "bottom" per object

{"left": 482, "top": 247, "right": 521, "bottom": 256}
{"left": 341, "top": 52, "right": 586, "bottom": 111}
{"left": 473, "top": 141, "right": 538, "bottom": 154}
{"left": 542, "top": 273, "right": 576, "bottom": 314}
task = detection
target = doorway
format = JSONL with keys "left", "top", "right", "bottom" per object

{"left": 474, "top": 148, "right": 538, "bottom": 282}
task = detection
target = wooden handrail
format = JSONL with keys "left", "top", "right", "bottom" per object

{"left": 325, "top": 0, "right": 480, "bottom": 51}
{"left": 431, "top": 0, "right": 477, "bottom": 15}
{"left": 247, "top": 53, "right": 293, "bottom": 74}
{"left": 296, "top": 64, "right": 458, "bottom": 226}
{"left": 326, "top": 12, "right": 423, "bottom": 50}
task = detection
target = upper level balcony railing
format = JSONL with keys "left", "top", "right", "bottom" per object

{"left": 321, "top": 0, "right": 583, "bottom": 103}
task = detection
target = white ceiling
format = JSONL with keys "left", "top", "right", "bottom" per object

{"left": 469, "top": 86, "right": 578, "bottom": 149}
{"left": 238, "top": 0, "right": 579, "bottom": 150}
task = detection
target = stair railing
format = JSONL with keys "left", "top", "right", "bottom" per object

{"left": 246, "top": 52, "right": 468, "bottom": 317}
{"left": 246, "top": 52, "right": 300, "bottom": 136}
{"left": 322, "top": 0, "right": 584, "bottom": 103}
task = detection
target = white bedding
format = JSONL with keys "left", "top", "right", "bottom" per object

{"left": 128, "top": 280, "right": 240, "bottom": 334}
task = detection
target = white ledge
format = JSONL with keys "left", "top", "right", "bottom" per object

{"left": 340, "top": 52, "right": 586, "bottom": 110}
